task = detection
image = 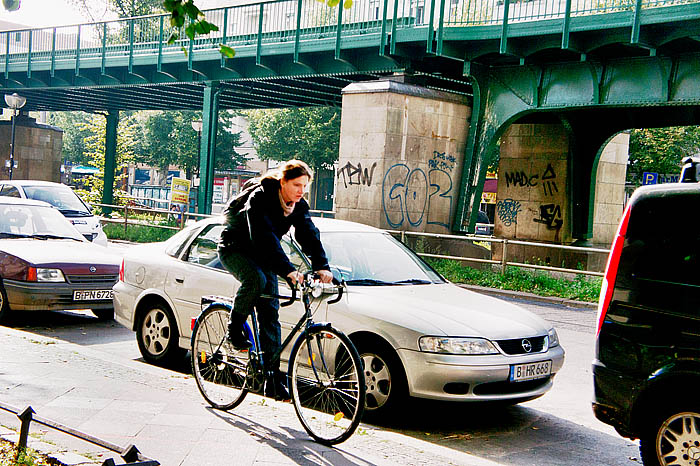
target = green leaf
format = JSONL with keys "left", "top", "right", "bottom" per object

{"left": 220, "top": 44, "right": 236, "bottom": 58}
{"left": 167, "top": 32, "right": 179, "bottom": 45}
{"left": 181, "top": 46, "right": 188, "bottom": 56}
{"left": 185, "top": 23, "right": 196, "bottom": 40}
{"left": 343, "top": 0, "right": 353, "bottom": 8}
{"left": 327, "top": 0, "right": 340, "bottom": 6}
{"left": 184, "top": 2, "right": 201, "bottom": 19}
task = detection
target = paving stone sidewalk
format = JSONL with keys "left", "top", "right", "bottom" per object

{"left": 0, "top": 325, "right": 504, "bottom": 466}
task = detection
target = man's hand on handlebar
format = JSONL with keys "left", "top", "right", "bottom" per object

{"left": 316, "top": 269, "right": 333, "bottom": 284}
{"left": 286, "top": 270, "right": 304, "bottom": 286}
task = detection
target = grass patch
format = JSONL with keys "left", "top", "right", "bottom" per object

{"left": 103, "top": 223, "right": 178, "bottom": 243}
{"left": 426, "top": 258, "right": 602, "bottom": 302}
{"left": 0, "top": 440, "right": 50, "bottom": 466}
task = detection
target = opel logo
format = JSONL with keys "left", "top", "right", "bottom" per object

{"left": 89, "top": 266, "right": 97, "bottom": 273}
{"left": 521, "top": 339, "right": 532, "bottom": 353}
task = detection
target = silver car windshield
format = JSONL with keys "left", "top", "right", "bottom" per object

{"left": 23, "top": 185, "right": 91, "bottom": 216}
{"left": 321, "top": 232, "right": 444, "bottom": 285}
{"left": 0, "top": 204, "right": 85, "bottom": 241}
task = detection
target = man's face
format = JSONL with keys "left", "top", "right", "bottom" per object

{"left": 280, "top": 175, "right": 309, "bottom": 204}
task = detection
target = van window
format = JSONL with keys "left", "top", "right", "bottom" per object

{"left": 620, "top": 193, "right": 700, "bottom": 314}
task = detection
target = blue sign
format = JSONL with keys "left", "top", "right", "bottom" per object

{"left": 642, "top": 172, "right": 658, "bottom": 185}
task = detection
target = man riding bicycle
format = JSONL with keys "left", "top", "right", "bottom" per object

{"left": 218, "top": 159, "right": 333, "bottom": 400}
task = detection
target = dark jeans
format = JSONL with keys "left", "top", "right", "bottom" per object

{"left": 218, "top": 248, "right": 281, "bottom": 371}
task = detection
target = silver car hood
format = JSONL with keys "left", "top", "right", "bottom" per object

{"left": 0, "top": 239, "right": 119, "bottom": 265}
{"left": 345, "top": 283, "right": 550, "bottom": 340}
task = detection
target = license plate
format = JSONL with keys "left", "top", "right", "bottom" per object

{"left": 510, "top": 360, "right": 552, "bottom": 382}
{"left": 73, "top": 290, "right": 114, "bottom": 301}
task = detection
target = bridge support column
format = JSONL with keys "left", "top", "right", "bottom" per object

{"left": 495, "top": 124, "right": 572, "bottom": 244}
{"left": 102, "top": 109, "right": 119, "bottom": 213}
{"left": 335, "top": 80, "right": 471, "bottom": 233}
{"left": 197, "top": 81, "right": 221, "bottom": 215}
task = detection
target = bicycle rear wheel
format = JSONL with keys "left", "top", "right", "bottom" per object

{"left": 191, "top": 305, "right": 249, "bottom": 410}
{"left": 289, "top": 326, "right": 365, "bottom": 445}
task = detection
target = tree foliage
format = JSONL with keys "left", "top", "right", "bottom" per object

{"left": 139, "top": 110, "right": 247, "bottom": 178}
{"left": 73, "top": 112, "right": 140, "bottom": 205}
{"left": 47, "top": 112, "right": 95, "bottom": 166}
{"left": 628, "top": 126, "right": 700, "bottom": 183}
{"left": 66, "top": 0, "right": 164, "bottom": 21}
{"left": 245, "top": 107, "right": 341, "bottom": 170}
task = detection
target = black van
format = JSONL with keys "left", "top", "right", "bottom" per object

{"left": 593, "top": 161, "right": 700, "bottom": 466}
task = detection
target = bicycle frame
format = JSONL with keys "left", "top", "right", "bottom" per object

{"left": 197, "top": 276, "right": 344, "bottom": 379}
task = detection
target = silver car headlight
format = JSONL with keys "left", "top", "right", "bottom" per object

{"left": 36, "top": 268, "right": 66, "bottom": 282}
{"left": 419, "top": 336, "right": 498, "bottom": 355}
{"left": 547, "top": 328, "right": 559, "bottom": 348}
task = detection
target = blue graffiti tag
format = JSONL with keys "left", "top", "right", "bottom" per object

{"left": 496, "top": 198, "right": 522, "bottom": 227}
{"left": 382, "top": 164, "right": 453, "bottom": 229}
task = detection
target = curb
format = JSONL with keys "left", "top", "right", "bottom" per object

{"left": 458, "top": 283, "right": 598, "bottom": 309}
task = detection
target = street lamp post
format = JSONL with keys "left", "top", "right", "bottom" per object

{"left": 191, "top": 119, "right": 203, "bottom": 184}
{"left": 4, "top": 93, "right": 26, "bottom": 180}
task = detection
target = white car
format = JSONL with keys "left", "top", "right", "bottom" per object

{"left": 0, "top": 180, "right": 107, "bottom": 246}
{"left": 113, "top": 217, "right": 565, "bottom": 417}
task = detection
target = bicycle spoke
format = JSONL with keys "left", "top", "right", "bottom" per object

{"left": 290, "top": 327, "right": 365, "bottom": 445}
{"left": 191, "top": 306, "right": 249, "bottom": 410}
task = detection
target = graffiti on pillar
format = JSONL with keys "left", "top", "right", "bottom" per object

{"left": 382, "top": 163, "right": 453, "bottom": 229}
{"left": 504, "top": 163, "right": 559, "bottom": 197}
{"left": 505, "top": 171, "right": 539, "bottom": 188}
{"left": 496, "top": 198, "right": 522, "bottom": 226}
{"left": 337, "top": 161, "right": 377, "bottom": 188}
{"left": 541, "top": 163, "right": 558, "bottom": 196}
{"left": 428, "top": 151, "right": 457, "bottom": 172}
{"left": 534, "top": 204, "right": 563, "bottom": 230}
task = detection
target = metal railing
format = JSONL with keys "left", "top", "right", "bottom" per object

{"left": 0, "top": 0, "right": 696, "bottom": 70}
{"left": 94, "top": 200, "right": 608, "bottom": 278}
{"left": 388, "top": 229, "right": 609, "bottom": 277}
{"left": 0, "top": 401, "right": 159, "bottom": 466}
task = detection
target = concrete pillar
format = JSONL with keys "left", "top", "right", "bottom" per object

{"left": 335, "top": 81, "right": 471, "bottom": 233}
{"left": 592, "top": 132, "right": 629, "bottom": 246}
{"left": 0, "top": 114, "right": 62, "bottom": 182}
{"left": 495, "top": 124, "right": 571, "bottom": 243}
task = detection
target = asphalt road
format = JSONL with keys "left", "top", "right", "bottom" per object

{"left": 2, "top": 295, "right": 641, "bottom": 466}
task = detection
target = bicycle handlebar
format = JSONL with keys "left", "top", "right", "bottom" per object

{"left": 278, "top": 273, "right": 344, "bottom": 306}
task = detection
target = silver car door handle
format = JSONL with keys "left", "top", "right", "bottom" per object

{"left": 175, "top": 277, "right": 184, "bottom": 284}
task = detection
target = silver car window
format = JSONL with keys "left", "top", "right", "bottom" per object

{"left": 0, "top": 185, "right": 21, "bottom": 198}
{"left": 185, "top": 224, "right": 225, "bottom": 269}
{"left": 320, "top": 231, "right": 443, "bottom": 283}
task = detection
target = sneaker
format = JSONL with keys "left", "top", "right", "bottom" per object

{"left": 264, "top": 372, "right": 291, "bottom": 401}
{"left": 226, "top": 328, "right": 252, "bottom": 351}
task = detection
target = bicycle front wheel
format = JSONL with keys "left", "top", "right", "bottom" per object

{"left": 191, "top": 305, "right": 249, "bottom": 410}
{"left": 289, "top": 326, "right": 366, "bottom": 445}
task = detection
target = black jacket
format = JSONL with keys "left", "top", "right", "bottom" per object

{"left": 220, "top": 178, "right": 330, "bottom": 278}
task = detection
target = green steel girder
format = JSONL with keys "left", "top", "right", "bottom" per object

{"left": 198, "top": 82, "right": 220, "bottom": 215}
{"left": 102, "top": 110, "right": 119, "bottom": 211}
{"left": 458, "top": 52, "right": 700, "bottom": 239}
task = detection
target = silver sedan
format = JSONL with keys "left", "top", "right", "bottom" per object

{"left": 113, "top": 217, "right": 564, "bottom": 418}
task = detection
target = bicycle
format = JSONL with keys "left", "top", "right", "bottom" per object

{"left": 190, "top": 271, "right": 366, "bottom": 445}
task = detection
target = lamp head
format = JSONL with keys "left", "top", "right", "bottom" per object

{"left": 191, "top": 119, "right": 203, "bottom": 132}
{"left": 4, "top": 93, "right": 26, "bottom": 110}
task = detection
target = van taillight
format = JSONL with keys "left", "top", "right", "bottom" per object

{"left": 119, "top": 259, "right": 124, "bottom": 282}
{"left": 596, "top": 204, "right": 631, "bottom": 335}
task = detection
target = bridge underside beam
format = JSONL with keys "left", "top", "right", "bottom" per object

{"left": 457, "top": 52, "right": 700, "bottom": 240}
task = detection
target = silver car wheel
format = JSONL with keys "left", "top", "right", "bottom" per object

{"left": 655, "top": 411, "right": 700, "bottom": 466}
{"left": 141, "top": 307, "right": 172, "bottom": 357}
{"left": 362, "top": 353, "right": 391, "bottom": 410}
